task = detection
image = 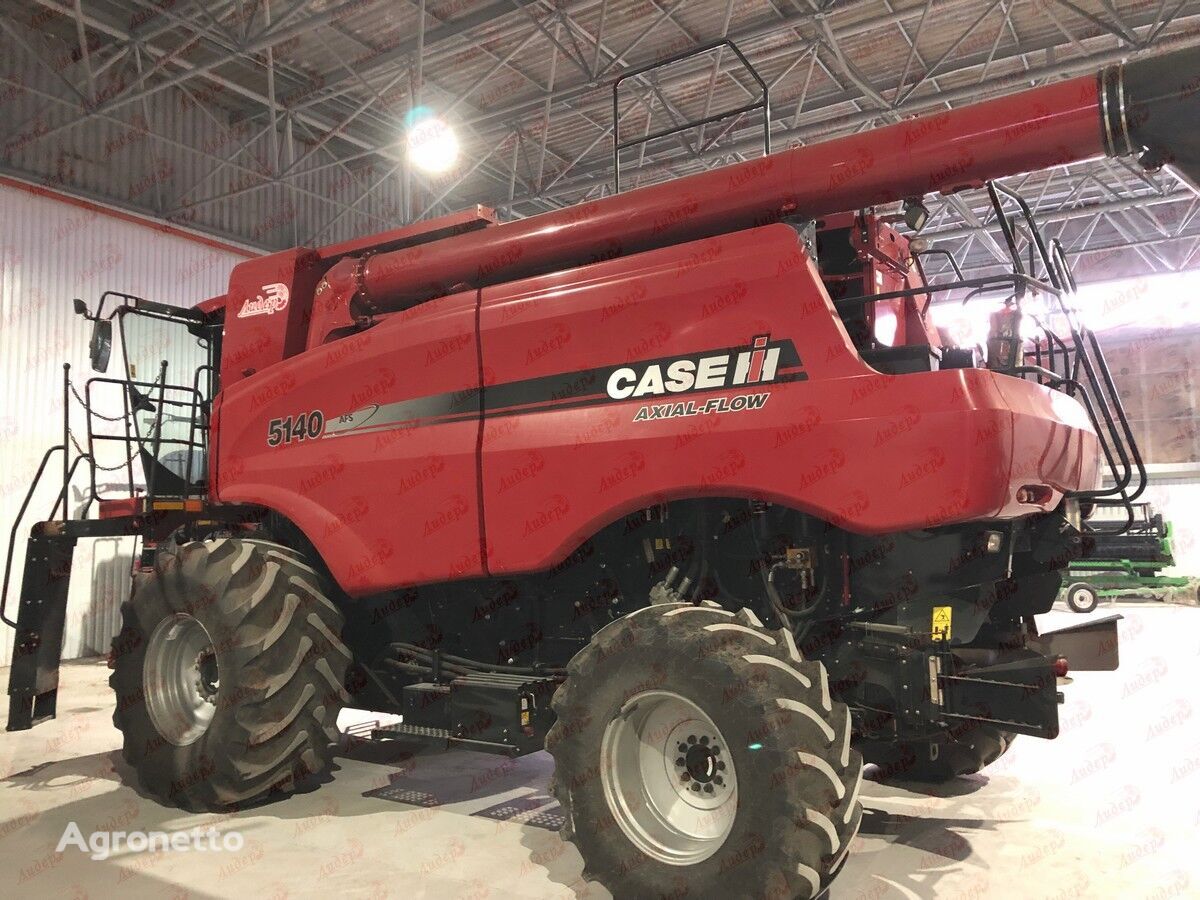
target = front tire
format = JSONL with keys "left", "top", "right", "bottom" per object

{"left": 547, "top": 603, "right": 863, "bottom": 899}
{"left": 110, "top": 538, "right": 350, "bottom": 810}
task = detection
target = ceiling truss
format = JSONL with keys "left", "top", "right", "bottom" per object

{"left": 0, "top": 0, "right": 1197, "bottom": 283}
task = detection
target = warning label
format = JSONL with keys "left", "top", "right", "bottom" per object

{"left": 932, "top": 606, "right": 952, "bottom": 641}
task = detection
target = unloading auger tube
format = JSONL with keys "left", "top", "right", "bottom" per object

{"left": 314, "top": 43, "right": 1200, "bottom": 336}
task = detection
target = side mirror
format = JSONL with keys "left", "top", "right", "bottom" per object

{"left": 73, "top": 298, "right": 89, "bottom": 317}
{"left": 89, "top": 319, "right": 112, "bottom": 372}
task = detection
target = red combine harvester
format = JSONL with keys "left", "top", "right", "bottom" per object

{"left": 5, "top": 41, "right": 1197, "bottom": 898}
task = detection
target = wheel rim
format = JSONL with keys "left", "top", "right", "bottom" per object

{"left": 1070, "top": 587, "right": 1094, "bottom": 609}
{"left": 600, "top": 691, "right": 738, "bottom": 866}
{"left": 144, "top": 614, "right": 219, "bottom": 746}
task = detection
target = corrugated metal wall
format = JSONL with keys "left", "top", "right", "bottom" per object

{"left": 0, "top": 180, "right": 245, "bottom": 662}
{"left": 2, "top": 11, "right": 406, "bottom": 254}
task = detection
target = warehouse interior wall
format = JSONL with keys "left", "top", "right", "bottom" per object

{"left": 1103, "top": 324, "right": 1200, "bottom": 579}
{"left": 0, "top": 178, "right": 248, "bottom": 662}
{"left": 1138, "top": 468, "right": 1200, "bottom": 577}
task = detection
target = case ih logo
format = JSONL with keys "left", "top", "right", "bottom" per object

{"left": 606, "top": 334, "right": 788, "bottom": 400}
{"left": 237, "top": 282, "right": 290, "bottom": 318}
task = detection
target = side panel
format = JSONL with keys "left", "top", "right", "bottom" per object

{"left": 215, "top": 290, "right": 483, "bottom": 594}
{"left": 994, "top": 375, "right": 1100, "bottom": 516}
{"left": 220, "top": 248, "right": 323, "bottom": 391}
{"left": 478, "top": 224, "right": 1096, "bottom": 576}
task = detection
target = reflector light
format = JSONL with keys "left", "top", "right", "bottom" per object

{"left": 1016, "top": 484, "right": 1053, "bottom": 505}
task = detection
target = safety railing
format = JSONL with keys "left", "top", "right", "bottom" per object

{"left": 1, "top": 359, "right": 209, "bottom": 629}
{"left": 612, "top": 39, "right": 770, "bottom": 193}
{"left": 989, "top": 183, "right": 1146, "bottom": 531}
{"left": 833, "top": 181, "right": 1146, "bottom": 532}
{"left": 83, "top": 369, "right": 208, "bottom": 505}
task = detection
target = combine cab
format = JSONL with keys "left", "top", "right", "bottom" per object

{"left": 5, "top": 40, "right": 1200, "bottom": 900}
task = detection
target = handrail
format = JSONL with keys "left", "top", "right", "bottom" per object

{"left": 989, "top": 183, "right": 1063, "bottom": 290}
{"left": 833, "top": 272, "right": 1055, "bottom": 311}
{"left": 4, "top": 292, "right": 216, "bottom": 634}
{"left": 85, "top": 374, "right": 208, "bottom": 502}
{"left": 146, "top": 361, "right": 169, "bottom": 505}
{"left": 1, "top": 445, "right": 65, "bottom": 628}
{"left": 612, "top": 39, "right": 770, "bottom": 193}
{"left": 986, "top": 182, "right": 1146, "bottom": 528}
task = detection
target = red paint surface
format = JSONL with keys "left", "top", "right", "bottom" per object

{"left": 206, "top": 71, "right": 1110, "bottom": 596}
{"left": 215, "top": 227, "right": 1098, "bottom": 596}
{"left": 216, "top": 290, "right": 485, "bottom": 593}
{"left": 352, "top": 75, "right": 1102, "bottom": 311}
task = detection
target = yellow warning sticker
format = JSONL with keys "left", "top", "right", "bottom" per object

{"left": 932, "top": 606, "right": 952, "bottom": 641}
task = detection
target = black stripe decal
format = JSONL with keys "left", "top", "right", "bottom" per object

{"left": 324, "top": 340, "right": 804, "bottom": 437}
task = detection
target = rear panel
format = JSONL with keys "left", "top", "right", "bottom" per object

{"left": 477, "top": 223, "right": 1096, "bottom": 576}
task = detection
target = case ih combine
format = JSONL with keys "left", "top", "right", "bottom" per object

{"left": 5, "top": 40, "right": 1198, "bottom": 899}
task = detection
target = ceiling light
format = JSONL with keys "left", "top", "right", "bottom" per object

{"left": 405, "top": 107, "right": 459, "bottom": 174}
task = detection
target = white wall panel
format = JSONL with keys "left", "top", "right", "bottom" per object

{"left": 0, "top": 180, "right": 246, "bottom": 662}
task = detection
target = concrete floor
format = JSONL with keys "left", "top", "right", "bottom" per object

{"left": 1, "top": 602, "right": 1198, "bottom": 899}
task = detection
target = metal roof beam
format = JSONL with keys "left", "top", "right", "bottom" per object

{"left": 529, "top": 26, "right": 1200, "bottom": 203}
{"left": 287, "top": 0, "right": 527, "bottom": 113}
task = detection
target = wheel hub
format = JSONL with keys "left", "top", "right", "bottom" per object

{"left": 677, "top": 737, "right": 726, "bottom": 793}
{"left": 600, "top": 691, "right": 738, "bottom": 865}
{"left": 195, "top": 649, "right": 219, "bottom": 698}
{"left": 144, "top": 614, "right": 219, "bottom": 746}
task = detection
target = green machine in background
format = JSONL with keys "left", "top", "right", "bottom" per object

{"left": 1064, "top": 501, "right": 1193, "bottom": 613}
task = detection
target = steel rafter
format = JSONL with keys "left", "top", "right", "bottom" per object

{"left": 2, "top": 0, "right": 1198, "bottom": 269}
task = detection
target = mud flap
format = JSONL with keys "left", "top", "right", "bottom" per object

{"left": 6, "top": 533, "right": 76, "bottom": 731}
{"left": 1029, "top": 613, "right": 1122, "bottom": 672}
{"left": 939, "top": 653, "right": 1060, "bottom": 739}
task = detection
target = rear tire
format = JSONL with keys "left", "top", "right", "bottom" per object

{"left": 859, "top": 723, "right": 1015, "bottom": 782}
{"left": 547, "top": 603, "right": 863, "bottom": 899}
{"left": 110, "top": 538, "right": 350, "bottom": 810}
{"left": 1065, "top": 582, "right": 1099, "bottom": 614}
